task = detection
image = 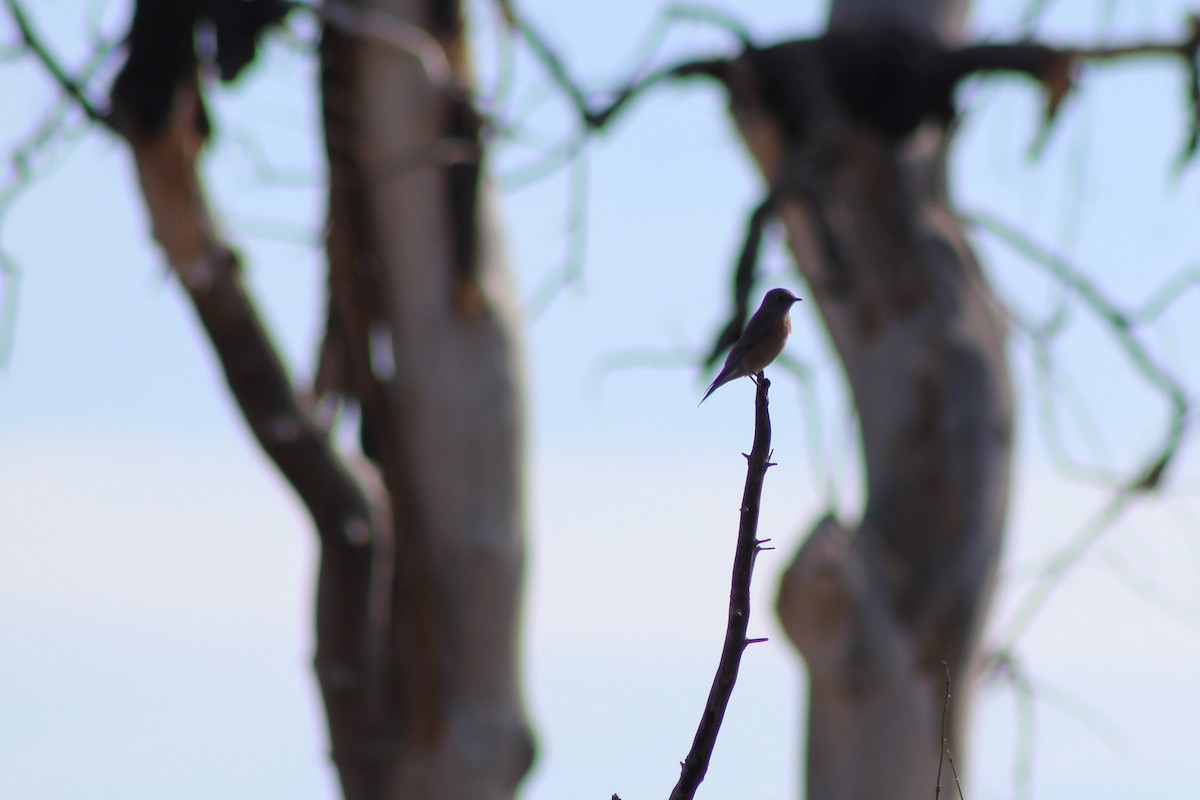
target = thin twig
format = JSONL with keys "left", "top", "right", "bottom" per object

{"left": 589, "top": 345, "right": 700, "bottom": 387}
{"left": 222, "top": 127, "right": 322, "bottom": 188}
{"left": 0, "top": 251, "right": 19, "bottom": 368}
{"left": 2, "top": 0, "right": 114, "bottom": 129}
{"left": 1093, "top": 546, "right": 1200, "bottom": 634}
{"left": 967, "top": 208, "right": 1191, "bottom": 494}
{"left": 498, "top": 125, "right": 588, "bottom": 188}
{"left": 515, "top": 16, "right": 591, "bottom": 120}
{"left": 705, "top": 191, "right": 779, "bottom": 367}
{"left": 1001, "top": 490, "right": 1134, "bottom": 647}
{"left": 936, "top": 663, "right": 948, "bottom": 800}
{"left": 937, "top": 662, "right": 967, "bottom": 800}
{"left": 663, "top": 3, "right": 753, "bottom": 46}
{"left": 772, "top": 352, "right": 836, "bottom": 505}
{"left": 1016, "top": 0, "right": 1059, "bottom": 37}
{"left": 667, "top": 373, "right": 775, "bottom": 800}
{"left": 983, "top": 648, "right": 1127, "bottom": 800}
{"left": 0, "top": 15, "right": 116, "bottom": 365}
{"left": 1020, "top": 327, "right": 1122, "bottom": 486}
{"left": 512, "top": 6, "right": 724, "bottom": 132}
{"left": 524, "top": 143, "right": 590, "bottom": 320}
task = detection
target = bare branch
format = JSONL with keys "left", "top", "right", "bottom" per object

{"left": 988, "top": 652, "right": 1038, "bottom": 800}
{"left": 1004, "top": 491, "right": 1135, "bottom": 648}
{"left": 936, "top": 662, "right": 967, "bottom": 800}
{"left": 984, "top": 648, "right": 1126, "bottom": 800}
{"left": 512, "top": 7, "right": 726, "bottom": 132}
{"left": 964, "top": 209, "right": 1199, "bottom": 652}
{"left": 590, "top": 345, "right": 699, "bottom": 381}
{"left": 498, "top": 125, "right": 588, "bottom": 188}
{"left": 704, "top": 192, "right": 779, "bottom": 367}
{"left": 223, "top": 126, "right": 323, "bottom": 188}
{"left": 662, "top": 3, "right": 754, "bottom": 46}
{"left": 2, "top": 0, "right": 113, "bottom": 129}
{"left": 0, "top": 251, "right": 19, "bottom": 368}
{"left": 524, "top": 146, "right": 589, "bottom": 320}
{"left": 514, "top": 16, "right": 592, "bottom": 126}
{"left": 966, "top": 209, "right": 1191, "bottom": 494}
{"left": 0, "top": 19, "right": 116, "bottom": 365}
{"left": 1016, "top": 0, "right": 1059, "bottom": 37}
{"left": 1094, "top": 547, "right": 1200, "bottom": 634}
{"left": 667, "top": 373, "right": 775, "bottom": 800}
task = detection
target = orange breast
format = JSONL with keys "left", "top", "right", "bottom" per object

{"left": 741, "top": 317, "right": 790, "bottom": 373}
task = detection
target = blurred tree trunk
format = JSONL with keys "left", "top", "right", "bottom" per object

{"left": 760, "top": 1, "right": 1013, "bottom": 798}
{"left": 317, "top": 1, "right": 534, "bottom": 798}
{"left": 106, "top": 0, "right": 533, "bottom": 797}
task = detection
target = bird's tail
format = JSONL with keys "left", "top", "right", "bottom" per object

{"left": 698, "top": 375, "right": 725, "bottom": 406}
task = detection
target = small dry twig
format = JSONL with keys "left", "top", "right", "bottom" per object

{"left": 670, "top": 373, "right": 775, "bottom": 800}
{"left": 936, "top": 662, "right": 967, "bottom": 800}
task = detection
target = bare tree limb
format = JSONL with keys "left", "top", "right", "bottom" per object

{"left": 523, "top": 143, "right": 589, "bottom": 320}
{"left": 1, "top": 0, "right": 113, "bottom": 129}
{"left": 1003, "top": 491, "right": 1140, "bottom": 650}
{"left": 704, "top": 191, "right": 779, "bottom": 366}
{"left": 935, "top": 663, "right": 966, "bottom": 800}
{"left": 966, "top": 208, "right": 1191, "bottom": 494}
{"left": 669, "top": 373, "right": 775, "bottom": 800}
{"left": 0, "top": 14, "right": 116, "bottom": 365}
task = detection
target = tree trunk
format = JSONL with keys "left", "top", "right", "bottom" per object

{"left": 318, "top": 2, "right": 534, "bottom": 798}
{"left": 748, "top": 2, "right": 1013, "bottom": 798}
{"left": 106, "top": 0, "right": 533, "bottom": 796}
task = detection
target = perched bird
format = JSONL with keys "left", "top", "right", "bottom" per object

{"left": 700, "top": 288, "right": 801, "bottom": 404}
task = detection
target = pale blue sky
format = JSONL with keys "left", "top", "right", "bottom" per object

{"left": 3, "top": 1, "right": 1200, "bottom": 798}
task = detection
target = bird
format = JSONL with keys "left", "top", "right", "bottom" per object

{"left": 700, "top": 288, "right": 801, "bottom": 404}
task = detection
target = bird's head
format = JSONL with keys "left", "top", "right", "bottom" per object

{"left": 763, "top": 287, "right": 802, "bottom": 310}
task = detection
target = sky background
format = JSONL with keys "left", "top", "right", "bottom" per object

{"left": 3, "top": 0, "right": 1200, "bottom": 798}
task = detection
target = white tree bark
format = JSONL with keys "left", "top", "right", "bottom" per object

{"left": 724, "top": 1, "right": 1011, "bottom": 798}
{"left": 319, "top": 1, "right": 533, "bottom": 797}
